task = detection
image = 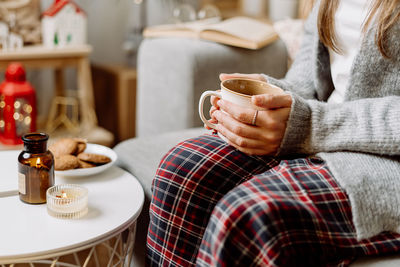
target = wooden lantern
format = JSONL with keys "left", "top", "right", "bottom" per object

{"left": 0, "top": 63, "right": 37, "bottom": 145}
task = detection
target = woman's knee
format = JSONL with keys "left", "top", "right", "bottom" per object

{"left": 152, "top": 134, "right": 227, "bottom": 193}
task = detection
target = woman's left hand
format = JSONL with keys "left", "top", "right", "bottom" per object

{"left": 213, "top": 93, "right": 292, "bottom": 156}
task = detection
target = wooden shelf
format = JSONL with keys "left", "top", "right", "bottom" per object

{"left": 0, "top": 44, "right": 114, "bottom": 148}
{"left": 0, "top": 45, "right": 92, "bottom": 62}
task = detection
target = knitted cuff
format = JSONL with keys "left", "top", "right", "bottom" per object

{"left": 276, "top": 92, "right": 312, "bottom": 156}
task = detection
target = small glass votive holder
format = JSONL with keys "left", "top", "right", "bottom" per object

{"left": 46, "top": 184, "right": 88, "bottom": 219}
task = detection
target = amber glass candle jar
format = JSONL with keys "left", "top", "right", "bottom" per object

{"left": 18, "top": 133, "right": 54, "bottom": 204}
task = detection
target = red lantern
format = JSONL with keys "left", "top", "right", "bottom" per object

{"left": 0, "top": 63, "right": 37, "bottom": 145}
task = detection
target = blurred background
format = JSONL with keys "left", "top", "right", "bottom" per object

{"left": 0, "top": 0, "right": 312, "bottom": 146}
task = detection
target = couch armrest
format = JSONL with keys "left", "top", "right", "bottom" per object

{"left": 137, "top": 37, "right": 288, "bottom": 136}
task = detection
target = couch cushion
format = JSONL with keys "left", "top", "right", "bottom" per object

{"left": 352, "top": 254, "right": 400, "bottom": 266}
{"left": 114, "top": 127, "right": 206, "bottom": 199}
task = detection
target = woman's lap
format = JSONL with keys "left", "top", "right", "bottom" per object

{"left": 198, "top": 157, "right": 355, "bottom": 266}
{"left": 147, "top": 134, "right": 400, "bottom": 267}
{"left": 147, "top": 134, "right": 278, "bottom": 266}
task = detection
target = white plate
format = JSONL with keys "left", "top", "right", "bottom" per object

{"left": 55, "top": 143, "right": 117, "bottom": 177}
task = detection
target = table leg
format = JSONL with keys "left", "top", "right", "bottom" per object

{"left": 54, "top": 68, "right": 65, "bottom": 97}
{"left": 46, "top": 68, "right": 66, "bottom": 132}
{"left": 117, "top": 70, "right": 136, "bottom": 141}
{"left": 77, "top": 57, "right": 98, "bottom": 130}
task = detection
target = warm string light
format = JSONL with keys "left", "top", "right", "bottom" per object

{"left": 13, "top": 101, "right": 32, "bottom": 125}
{"left": 14, "top": 100, "right": 20, "bottom": 109}
{"left": 0, "top": 98, "right": 4, "bottom": 130}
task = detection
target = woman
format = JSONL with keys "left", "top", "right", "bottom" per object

{"left": 147, "top": 0, "right": 400, "bottom": 266}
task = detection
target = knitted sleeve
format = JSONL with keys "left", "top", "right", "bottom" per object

{"left": 278, "top": 95, "right": 400, "bottom": 156}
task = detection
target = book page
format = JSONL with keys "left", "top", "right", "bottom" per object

{"left": 143, "top": 16, "right": 278, "bottom": 50}
{"left": 143, "top": 17, "right": 221, "bottom": 38}
{"left": 146, "top": 17, "right": 220, "bottom": 33}
{"left": 180, "top": 17, "right": 222, "bottom": 32}
{"left": 200, "top": 17, "right": 276, "bottom": 42}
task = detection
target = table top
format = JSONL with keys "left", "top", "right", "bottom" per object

{"left": 0, "top": 150, "right": 144, "bottom": 264}
{"left": 0, "top": 44, "right": 92, "bottom": 61}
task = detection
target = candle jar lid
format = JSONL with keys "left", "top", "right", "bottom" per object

{"left": 21, "top": 133, "right": 50, "bottom": 154}
{"left": 22, "top": 132, "right": 49, "bottom": 143}
{"left": 46, "top": 184, "right": 88, "bottom": 219}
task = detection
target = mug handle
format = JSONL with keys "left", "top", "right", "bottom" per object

{"left": 199, "top": 90, "right": 221, "bottom": 130}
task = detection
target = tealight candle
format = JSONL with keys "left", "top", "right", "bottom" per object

{"left": 46, "top": 184, "right": 88, "bottom": 219}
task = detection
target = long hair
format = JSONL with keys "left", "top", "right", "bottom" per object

{"left": 317, "top": 0, "right": 400, "bottom": 58}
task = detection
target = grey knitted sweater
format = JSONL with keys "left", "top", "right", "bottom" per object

{"left": 264, "top": 4, "right": 400, "bottom": 240}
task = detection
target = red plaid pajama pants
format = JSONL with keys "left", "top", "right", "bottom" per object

{"left": 147, "top": 134, "right": 400, "bottom": 267}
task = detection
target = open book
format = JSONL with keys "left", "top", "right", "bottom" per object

{"left": 143, "top": 17, "right": 279, "bottom": 50}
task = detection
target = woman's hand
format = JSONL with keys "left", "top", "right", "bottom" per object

{"left": 205, "top": 73, "right": 267, "bottom": 130}
{"left": 213, "top": 93, "right": 292, "bottom": 156}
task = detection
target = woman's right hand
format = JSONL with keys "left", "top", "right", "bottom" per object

{"left": 205, "top": 73, "right": 268, "bottom": 130}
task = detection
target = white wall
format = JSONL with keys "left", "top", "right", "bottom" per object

{"left": 41, "top": 0, "right": 144, "bottom": 65}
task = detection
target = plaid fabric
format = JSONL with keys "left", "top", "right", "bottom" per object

{"left": 147, "top": 134, "right": 400, "bottom": 267}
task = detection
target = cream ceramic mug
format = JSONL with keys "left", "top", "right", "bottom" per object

{"left": 199, "top": 78, "right": 284, "bottom": 131}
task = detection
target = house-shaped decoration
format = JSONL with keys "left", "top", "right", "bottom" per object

{"left": 0, "top": 22, "right": 23, "bottom": 51}
{"left": 41, "top": 0, "right": 87, "bottom": 48}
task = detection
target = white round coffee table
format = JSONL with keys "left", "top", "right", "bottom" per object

{"left": 0, "top": 150, "right": 144, "bottom": 266}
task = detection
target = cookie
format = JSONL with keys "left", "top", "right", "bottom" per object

{"left": 77, "top": 153, "right": 111, "bottom": 165}
{"left": 78, "top": 159, "right": 96, "bottom": 169}
{"left": 54, "top": 155, "right": 80, "bottom": 170}
{"left": 49, "top": 138, "right": 78, "bottom": 157}
{"left": 74, "top": 138, "right": 87, "bottom": 155}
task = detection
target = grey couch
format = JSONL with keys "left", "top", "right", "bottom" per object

{"left": 114, "top": 37, "right": 400, "bottom": 267}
